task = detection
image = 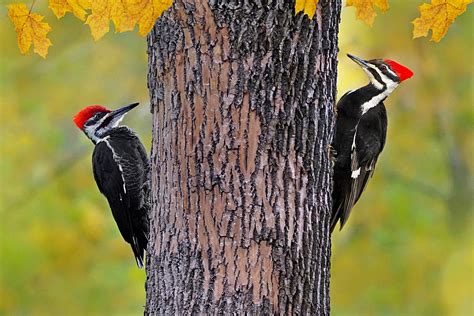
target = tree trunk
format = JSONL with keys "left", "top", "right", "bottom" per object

{"left": 145, "top": 0, "right": 340, "bottom": 314}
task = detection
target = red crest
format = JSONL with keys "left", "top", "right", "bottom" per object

{"left": 73, "top": 105, "right": 110, "bottom": 130}
{"left": 384, "top": 59, "right": 414, "bottom": 82}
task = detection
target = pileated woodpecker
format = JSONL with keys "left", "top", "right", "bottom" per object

{"left": 73, "top": 103, "right": 149, "bottom": 267}
{"left": 331, "top": 54, "right": 413, "bottom": 233}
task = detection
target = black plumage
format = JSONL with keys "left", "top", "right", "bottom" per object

{"left": 330, "top": 54, "right": 412, "bottom": 232}
{"left": 331, "top": 86, "right": 387, "bottom": 232}
{"left": 92, "top": 127, "right": 149, "bottom": 267}
{"left": 73, "top": 103, "right": 150, "bottom": 267}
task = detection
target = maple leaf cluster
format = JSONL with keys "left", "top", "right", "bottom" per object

{"left": 295, "top": 0, "right": 471, "bottom": 41}
{"left": 346, "top": 0, "right": 389, "bottom": 27}
{"left": 412, "top": 0, "right": 472, "bottom": 42}
{"left": 7, "top": 0, "right": 172, "bottom": 58}
{"left": 7, "top": 0, "right": 472, "bottom": 58}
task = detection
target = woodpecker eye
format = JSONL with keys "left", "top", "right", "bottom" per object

{"left": 84, "top": 114, "right": 100, "bottom": 126}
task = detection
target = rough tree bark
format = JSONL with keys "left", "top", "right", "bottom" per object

{"left": 145, "top": 0, "right": 341, "bottom": 314}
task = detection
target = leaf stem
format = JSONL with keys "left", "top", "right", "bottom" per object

{"left": 29, "top": 0, "right": 37, "bottom": 14}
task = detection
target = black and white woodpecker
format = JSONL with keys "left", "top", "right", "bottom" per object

{"left": 73, "top": 103, "right": 149, "bottom": 267}
{"left": 331, "top": 54, "right": 413, "bottom": 233}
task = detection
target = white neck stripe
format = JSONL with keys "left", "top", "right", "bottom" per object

{"left": 361, "top": 86, "right": 397, "bottom": 114}
{"left": 101, "top": 136, "right": 128, "bottom": 195}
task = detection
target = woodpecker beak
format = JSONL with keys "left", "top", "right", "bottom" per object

{"left": 347, "top": 54, "right": 370, "bottom": 69}
{"left": 100, "top": 102, "right": 140, "bottom": 129}
{"left": 110, "top": 102, "right": 140, "bottom": 119}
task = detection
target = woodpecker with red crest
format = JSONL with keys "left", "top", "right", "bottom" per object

{"left": 73, "top": 103, "right": 149, "bottom": 267}
{"left": 331, "top": 54, "right": 413, "bottom": 232}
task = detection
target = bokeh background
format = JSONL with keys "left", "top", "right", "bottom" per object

{"left": 1, "top": 1, "right": 472, "bottom": 315}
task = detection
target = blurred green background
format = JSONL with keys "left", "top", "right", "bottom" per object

{"left": 0, "top": 1, "right": 472, "bottom": 315}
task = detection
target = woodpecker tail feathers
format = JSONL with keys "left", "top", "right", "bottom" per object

{"left": 131, "top": 236, "right": 145, "bottom": 269}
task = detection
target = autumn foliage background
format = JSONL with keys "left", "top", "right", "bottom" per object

{"left": 1, "top": 0, "right": 473, "bottom": 315}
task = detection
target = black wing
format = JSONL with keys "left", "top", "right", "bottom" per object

{"left": 331, "top": 107, "right": 387, "bottom": 232}
{"left": 342, "top": 134, "right": 380, "bottom": 226}
{"left": 92, "top": 135, "right": 149, "bottom": 267}
{"left": 111, "top": 135, "right": 150, "bottom": 256}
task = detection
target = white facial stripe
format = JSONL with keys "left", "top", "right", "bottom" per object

{"left": 373, "top": 66, "right": 398, "bottom": 91}
{"left": 112, "top": 115, "right": 125, "bottom": 127}
{"left": 84, "top": 112, "right": 126, "bottom": 142}
{"left": 363, "top": 67, "right": 384, "bottom": 90}
{"left": 104, "top": 113, "right": 126, "bottom": 131}
{"left": 385, "top": 66, "right": 397, "bottom": 78}
{"left": 84, "top": 114, "right": 109, "bottom": 142}
{"left": 84, "top": 122, "right": 101, "bottom": 143}
{"left": 356, "top": 63, "right": 401, "bottom": 115}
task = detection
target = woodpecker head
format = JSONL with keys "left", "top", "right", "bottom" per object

{"left": 347, "top": 54, "right": 413, "bottom": 93}
{"left": 73, "top": 103, "right": 139, "bottom": 144}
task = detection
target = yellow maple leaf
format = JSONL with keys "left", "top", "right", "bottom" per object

{"left": 85, "top": 0, "right": 136, "bottom": 41}
{"left": 85, "top": 0, "right": 172, "bottom": 41}
{"left": 49, "top": 0, "right": 91, "bottom": 20}
{"left": 110, "top": 1, "right": 136, "bottom": 33}
{"left": 412, "top": 0, "right": 472, "bottom": 42}
{"left": 7, "top": 3, "right": 53, "bottom": 58}
{"left": 126, "top": 0, "right": 173, "bottom": 36}
{"left": 346, "top": 0, "right": 389, "bottom": 26}
{"left": 295, "top": 0, "right": 319, "bottom": 18}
